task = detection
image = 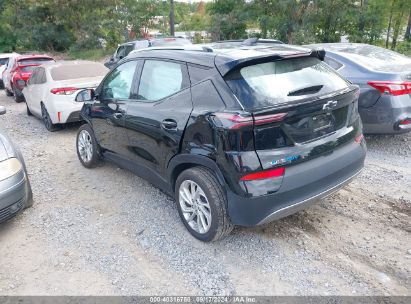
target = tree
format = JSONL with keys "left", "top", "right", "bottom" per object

{"left": 208, "top": 0, "right": 248, "bottom": 41}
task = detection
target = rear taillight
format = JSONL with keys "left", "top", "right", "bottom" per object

{"left": 240, "top": 167, "right": 285, "bottom": 181}
{"left": 367, "top": 81, "right": 411, "bottom": 96}
{"left": 400, "top": 119, "right": 411, "bottom": 126}
{"left": 50, "top": 87, "right": 78, "bottom": 95}
{"left": 213, "top": 113, "right": 287, "bottom": 129}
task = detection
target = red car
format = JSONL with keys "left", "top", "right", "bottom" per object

{"left": 4, "top": 54, "right": 55, "bottom": 102}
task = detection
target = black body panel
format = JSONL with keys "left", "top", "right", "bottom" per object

{"left": 81, "top": 45, "right": 366, "bottom": 227}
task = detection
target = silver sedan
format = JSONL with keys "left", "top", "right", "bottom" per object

{"left": 0, "top": 105, "right": 32, "bottom": 223}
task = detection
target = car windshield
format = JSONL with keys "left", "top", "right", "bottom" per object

{"left": 50, "top": 63, "right": 108, "bottom": 81}
{"left": 18, "top": 58, "right": 54, "bottom": 65}
{"left": 225, "top": 57, "right": 349, "bottom": 109}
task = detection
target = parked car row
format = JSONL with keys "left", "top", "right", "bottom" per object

{"left": 0, "top": 39, "right": 409, "bottom": 241}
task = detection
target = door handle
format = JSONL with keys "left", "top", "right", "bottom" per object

{"left": 113, "top": 112, "right": 124, "bottom": 119}
{"left": 161, "top": 119, "right": 177, "bottom": 130}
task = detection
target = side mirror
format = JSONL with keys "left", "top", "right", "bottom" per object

{"left": 0, "top": 106, "right": 6, "bottom": 116}
{"left": 119, "top": 55, "right": 124, "bottom": 60}
{"left": 75, "top": 89, "right": 95, "bottom": 102}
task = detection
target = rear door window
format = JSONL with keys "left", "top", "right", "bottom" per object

{"left": 137, "top": 60, "right": 188, "bottom": 101}
{"left": 124, "top": 45, "right": 135, "bottom": 57}
{"left": 225, "top": 57, "right": 349, "bottom": 109}
{"left": 27, "top": 68, "right": 39, "bottom": 85}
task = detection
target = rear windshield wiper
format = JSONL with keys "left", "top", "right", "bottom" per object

{"left": 287, "top": 85, "right": 323, "bottom": 96}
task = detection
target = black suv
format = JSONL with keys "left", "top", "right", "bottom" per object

{"left": 75, "top": 44, "right": 366, "bottom": 241}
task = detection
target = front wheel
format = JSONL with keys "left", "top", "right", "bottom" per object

{"left": 175, "top": 167, "right": 233, "bottom": 242}
{"left": 76, "top": 124, "right": 101, "bottom": 168}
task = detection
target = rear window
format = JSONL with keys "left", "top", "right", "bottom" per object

{"left": 150, "top": 38, "right": 191, "bottom": 47}
{"left": 225, "top": 57, "right": 349, "bottom": 109}
{"left": 51, "top": 63, "right": 108, "bottom": 81}
{"left": 20, "top": 66, "right": 37, "bottom": 72}
{"left": 18, "top": 58, "right": 54, "bottom": 65}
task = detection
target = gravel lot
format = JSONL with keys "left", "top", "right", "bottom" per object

{"left": 0, "top": 91, "right": 410, "bottom": 296}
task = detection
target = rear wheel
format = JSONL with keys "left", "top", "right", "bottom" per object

{"left": 41, "top": 104, "right": 58, "bottom": 132}
{"left": 5, "top": 87, "right": 13, "bottom": 96}
{"left": 13, "top": 86, "right": 24, "bottom": 103}
{"left": 175, "top": 167, "right": 233, "bottom": 242}
{"left": 76, "top": 124, "right": 101, "bottom": 168}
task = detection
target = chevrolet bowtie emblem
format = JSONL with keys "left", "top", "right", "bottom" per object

{"left": 322, "top": 100, "right": 338, "bottom": 110}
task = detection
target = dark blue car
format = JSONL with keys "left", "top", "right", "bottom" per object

{"left": 306, "top": 43, "right": 411, "bottom": 134}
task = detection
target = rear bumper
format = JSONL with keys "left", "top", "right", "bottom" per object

{"left": 361, "top": 95, "right": 411, "bottom": 134}
{"left": 226, "top": 140, "right": 366, "bottom": 226}
{"left": 50, "top": 102, "right": 83, "bottom": 124}
{"left": 0, "top": 169, "right": 32, "bottom": 223}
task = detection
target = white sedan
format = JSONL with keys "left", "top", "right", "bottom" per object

{"left": 23, "top": 61, "right": 108, "bottom": 131}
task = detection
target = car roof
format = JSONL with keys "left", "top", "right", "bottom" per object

{"left": 0, "top": 53, "right": 18, "bottom": 58}
{"left": 306, "top": 42, "right": 371, "bottom": 50}
{"left": 128, "top": 44, "right": 313, "bottom": 75}
{"left": 121, "top": 37, "right": 191, "bottom": 46}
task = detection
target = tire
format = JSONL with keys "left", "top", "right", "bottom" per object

{"left": 13, "top": 86, "right": 24, "bottom": 103}
{"left": 175, "top": 167, "right": 233, "bottom": 242}
{"left": 24, "top": 179, "right": 34, "bottom": 209}
{"left": 26, "top": 103, "right": 32, "bottom": 116}
{"left": 0, "top": 79, "right": 4, "bottom": 89}
{"left": 41, "top": 104, "right": 58, "bottom": 132}
{"left": 5, "top": 87, "right": 13, "bottom": 96}
{"left": 76, "top": 123, "right": 101, "bottom": 168}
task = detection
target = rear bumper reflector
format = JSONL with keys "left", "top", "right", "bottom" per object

{"left": 240, "top": 167, "right": 285, "bottom": 181}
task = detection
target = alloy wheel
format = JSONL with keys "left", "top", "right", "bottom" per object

{"left": 77, "top": 130, "right": 93, "bottom": 163}
{"left": 178, "top": 180, "right": 212, "bottom": 234}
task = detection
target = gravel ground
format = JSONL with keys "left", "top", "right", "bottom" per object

{"left": 0, "top": 91, "right": 410, "bottom": 296}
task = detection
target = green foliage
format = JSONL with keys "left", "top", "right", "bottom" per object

{"left": 208, "top": 0, "right": 248, "bottom": 41}
{"left": 396, "top": 41, "right": 411, "bottom": 56}
{"left": 0, "top": 0, "right": 410, "bottom": 57}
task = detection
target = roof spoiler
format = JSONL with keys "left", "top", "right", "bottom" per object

{"left": 309, "top": 47, "right": 326, "bottom": 61}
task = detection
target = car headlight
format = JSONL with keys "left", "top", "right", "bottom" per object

{"left": 0, "top": 158, "right": 23, "bottom": 181}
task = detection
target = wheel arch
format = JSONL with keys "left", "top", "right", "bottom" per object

{"left": 167, "top": 154, "right": 227, "bottom": 192}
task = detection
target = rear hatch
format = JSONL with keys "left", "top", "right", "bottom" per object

{"left": 224, "top": 56, "right": 361, "bottom": 170}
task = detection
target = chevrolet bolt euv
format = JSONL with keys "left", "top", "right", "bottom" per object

{"left": 75, "top": 42, "right": 366, "bottom": 241}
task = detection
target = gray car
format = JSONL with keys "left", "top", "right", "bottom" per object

{"left": 306, "top": 43, "right": 411, "bottom": 134}
{"left": 0, "top": 106, "right": 32, "bottom": 223}
{"left": 104, "top": 37, "right": 192, "bottom": 69}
